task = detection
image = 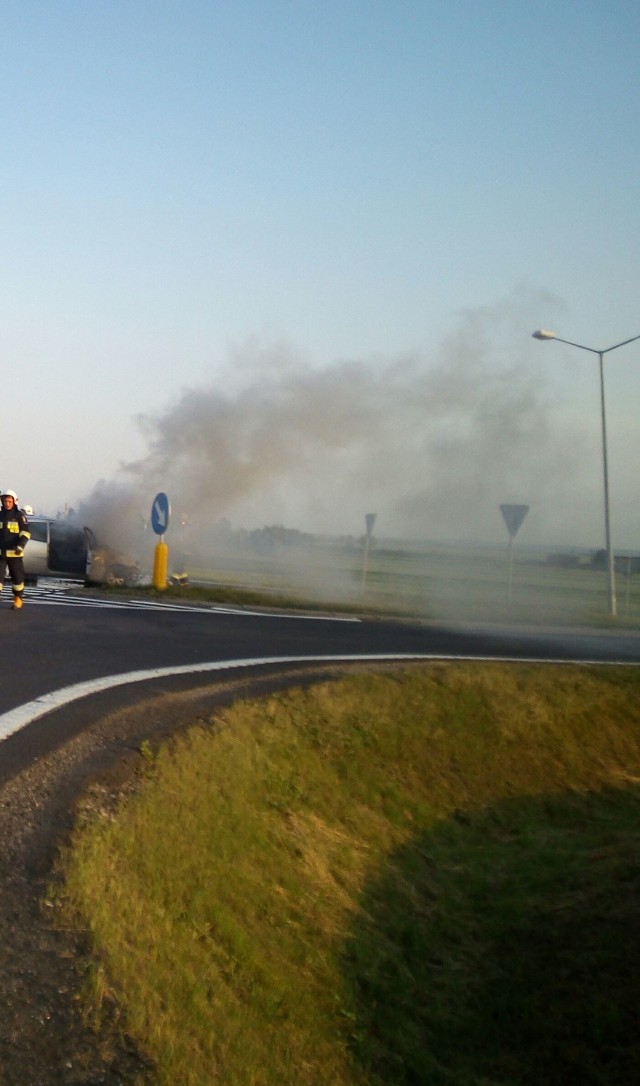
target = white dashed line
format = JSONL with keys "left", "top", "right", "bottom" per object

{"left": 23, "top": 585, "right": 361, "bottom": 620}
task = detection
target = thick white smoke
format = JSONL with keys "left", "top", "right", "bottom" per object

{"left": 74, "top": 293, "right": 612, "bottom": 562}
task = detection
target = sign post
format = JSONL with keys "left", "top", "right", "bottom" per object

{"left": 500, "top": 504, "right": 529, "bottom": 617}
{"left": 362, "top": 513, "right": 377, "bottom": 596}
{"left": 151, "top": 492, "right": 171, "bottom": 590}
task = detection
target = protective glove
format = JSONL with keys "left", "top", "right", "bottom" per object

{"left": 14, "top": 547, "right": 23, "bottom": 557}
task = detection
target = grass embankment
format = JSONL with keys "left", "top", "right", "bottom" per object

{"left": 121, "top": 580, "right": 373, "bottom": 616}
{"left": 60, "top": 664, "right": 640, "bottom": 1085}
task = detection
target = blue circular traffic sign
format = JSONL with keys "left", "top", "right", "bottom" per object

{"left": 151, "top": 492, "right": 171, "bottom": 536}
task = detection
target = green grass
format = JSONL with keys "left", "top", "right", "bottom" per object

{"left": 122, "top": 537, "right": 640, "bottom": 625}
{"left": 117, "top": 579, "right": 372, "bottom": 615}
{"left": 58, "top": 663, "right": 640, "bottom": 1084}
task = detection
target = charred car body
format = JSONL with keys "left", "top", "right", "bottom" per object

{"left": 23, "top": 518, "right": 141, "bottom": 587}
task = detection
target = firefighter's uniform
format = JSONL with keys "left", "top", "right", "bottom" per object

{"left": 0, "top": 495, "right": 31, "bottom": 609}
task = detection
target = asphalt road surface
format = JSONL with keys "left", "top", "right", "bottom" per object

{"left": 1, "top": 582, "right": 640, "bottom": 766}
{"left": 1, "top": 582, "right": 640, "bottom": 1085}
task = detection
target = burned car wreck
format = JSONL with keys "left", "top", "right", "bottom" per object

{"left": 23, "top": 518, "right": 141, "bottom": 587}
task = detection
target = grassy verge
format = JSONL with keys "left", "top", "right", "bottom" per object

{"left": 103, "top": 541, "right": 640, "bottom": 626}
{"left": 58, "top": 663, "right": 640, "bottom": 1084}
{"left": 112, "top": 580, "right": 380, "bottom": 616}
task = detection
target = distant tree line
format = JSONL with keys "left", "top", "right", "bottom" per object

{"left": 205, "top": 520, "right": 315, "bottom": 554}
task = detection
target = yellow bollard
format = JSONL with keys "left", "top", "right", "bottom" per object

{"left": 153, "top": 540, "right": 168, "bottom": 590}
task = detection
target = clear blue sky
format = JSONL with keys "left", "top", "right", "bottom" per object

{"left": 1, "top": 1, "right": 638, "bottom": 546}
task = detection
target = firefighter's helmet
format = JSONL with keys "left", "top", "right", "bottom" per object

{"left": 2, "top": 490, "right": 18, "bottom": 502}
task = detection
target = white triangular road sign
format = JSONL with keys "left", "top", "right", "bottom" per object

{"left": 500, "top": 503, "right": 529, "bottom": 539}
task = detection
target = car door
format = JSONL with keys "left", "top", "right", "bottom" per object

{"left": 23, "top": 519, "right": 51, "bottom": 577}
{"left": 48, "top": 521, "right": 89, "bottom": 576}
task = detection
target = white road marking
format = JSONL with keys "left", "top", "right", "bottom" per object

{"left": 0, "top": 652, "right": 637, "bottom": 745}
{"left": 22, "top": 585, "right": 360, "bottom": 621}
{"left": 0, "top": 654, "right": 431, "bottom": 742}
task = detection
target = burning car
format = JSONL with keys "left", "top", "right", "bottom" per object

{"left": 84, "top": 527, "right": 141, "bottom": 586}
{"left": 23, "top": 518, "right": 141, "bottom": 587}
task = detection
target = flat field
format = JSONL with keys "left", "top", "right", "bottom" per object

{"left": 184, "top": 538, "right": 640, "bottom": 625}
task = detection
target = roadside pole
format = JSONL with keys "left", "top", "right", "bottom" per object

{"left": 499, "top": 504, "right": 529, "bottom": 619}
{"left": 361, "top": 513, "right": 376, "bottom": 597}
{"left": 151, "top": 492, "right": 171, "bottom": 590}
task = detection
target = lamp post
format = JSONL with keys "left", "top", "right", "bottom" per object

{"left": 532, "top": 329, "right": 640, "bottom": 617}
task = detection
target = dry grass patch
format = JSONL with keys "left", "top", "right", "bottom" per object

{"left": 59, "top": 663, "right": 640, "bottom": 1085}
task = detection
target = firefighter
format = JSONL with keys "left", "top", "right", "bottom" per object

{"left": 0, "top": 490, "right": 31, "bottom": 610}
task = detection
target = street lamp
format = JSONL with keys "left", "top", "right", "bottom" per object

{"left": 532, "top": 328, "right": 640, "bottom": 617}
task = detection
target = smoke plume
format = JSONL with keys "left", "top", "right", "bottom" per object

{"left": 75, "top": 294, "right": 601, "bottom": 563}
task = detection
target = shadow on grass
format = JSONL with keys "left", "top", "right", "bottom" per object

{"left": 342, "top": 785, "right": 640, "bottom": 1086}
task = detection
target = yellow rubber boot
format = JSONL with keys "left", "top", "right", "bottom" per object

{"left": 12, "top": 596, "right": 23, "bottom": 610}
